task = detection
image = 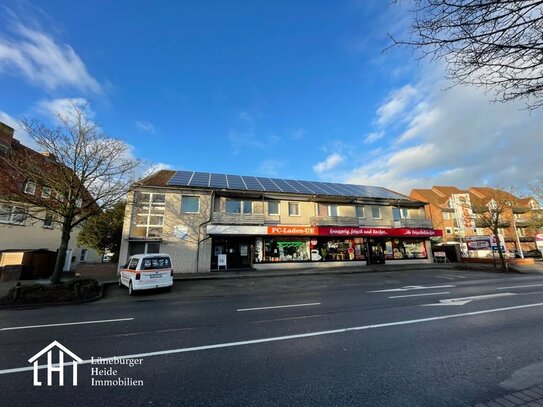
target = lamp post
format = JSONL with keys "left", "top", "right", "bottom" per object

{"left": 512, "top": 215, "right": 524, "bottom": 259}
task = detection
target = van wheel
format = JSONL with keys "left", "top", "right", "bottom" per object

{"left": 128, "top": 281, "right": 134, "bottom": 296}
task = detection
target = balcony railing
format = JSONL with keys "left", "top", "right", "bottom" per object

{"left": 513, "top": 218, "right": 533, "bottom": 227}
{"left": 358, "top": 218, "right": 394, "bottom": 227}
{"left": 395, "top": 218, "right": 433, "bottom": 228}
{"left": 310, "top": 216, "right": 360, "bottom": 227}
{"left": 211, "top": 212, "right": 265, "bottom": 225}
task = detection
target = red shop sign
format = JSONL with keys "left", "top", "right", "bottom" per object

{"left": 318, "top": 227, "right": 442, "bottom": 237}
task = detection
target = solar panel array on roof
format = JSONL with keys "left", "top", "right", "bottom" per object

{"left": 167, "top": 171, "right": 407, "bottom": 200}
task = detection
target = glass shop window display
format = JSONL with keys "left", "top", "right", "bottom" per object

{"left": 263, "top": 238, "right": 310, "bottom": 262}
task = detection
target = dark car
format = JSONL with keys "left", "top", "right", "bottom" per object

{"left": 516, "top": 249, "right": 543, "bottom": 258}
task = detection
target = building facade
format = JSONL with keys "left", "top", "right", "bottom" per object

{"left": 410, "top": 186, "right": 542, "bottom": 255}
{"left": 0, "top": 122, "right": 100, "bottom": 272}
{"left": 119, "top": 170, "right": 442, "bottom": 273}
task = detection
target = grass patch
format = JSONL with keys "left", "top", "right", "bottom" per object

{"left": 1, "top": 279, "right": 101, "bottom": 305}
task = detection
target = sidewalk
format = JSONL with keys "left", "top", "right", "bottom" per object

{"left": 509, "top": 260, "right": 543, "bottom": 274}
{"left": 0, "top": 263, "right": 459, "bottom": 299}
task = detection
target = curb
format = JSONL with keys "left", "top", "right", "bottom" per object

{"left": 0, "top": 282, "right": 105, "bottom": 310}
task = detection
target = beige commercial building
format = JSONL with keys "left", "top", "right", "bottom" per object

{"left": 120, "top": 170, "right": 442, "bottom": 273}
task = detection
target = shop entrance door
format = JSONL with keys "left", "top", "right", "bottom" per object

{"left": 367, "top": 242, "right": 385, "bottom": 265}
{"left": 211, "top": 237, "right": 254, "bottom": 270}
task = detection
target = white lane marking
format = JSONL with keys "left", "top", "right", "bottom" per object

{"left": 433, "top": 276, "right": 456, "bottom": 280}
{"left": 445, "top": 274, "right": 468, "bottom": 279}
{"left": 497, "top": 284, "right": 543, "bottom": 290}
{"left": 423, "top": 292, "right": 516, "bottom": 306}
{"left": 0, "top": 318, "right": 134, "bottom": 331}
{"left": 237, "top": 303, "right": 321, "bottom": 312}
{"left": 389, "top": 292, "right": 450, "bottom": 299}
{"left": 4, "top": 301, "right": 543, "bottom": 376}
{"left": 368, "top": 285, "right": 455, "bottom": 293}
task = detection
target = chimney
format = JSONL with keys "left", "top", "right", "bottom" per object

{"left": 0, "top": 122, "right": 14, "bottom": 149}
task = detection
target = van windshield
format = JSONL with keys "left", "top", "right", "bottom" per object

{"left": 141, "top": 257, "right": 171, "bottom": 270}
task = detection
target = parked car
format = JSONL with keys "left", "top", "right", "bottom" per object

{"left": 523, "top": 249, "right": 542, "bottom": 258}
{"left": 118, "top": 254, "right": 174, "bottom": 295}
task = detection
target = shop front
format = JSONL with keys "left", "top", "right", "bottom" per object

{"left": 207, "top": 225, "right": 442, "bottom": 270}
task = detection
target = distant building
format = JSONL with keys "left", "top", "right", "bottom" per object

{"left": 0, "top": 122, "right": 100, "bottom": 275}
{"left": 119, "top": 170, "right": 442, "bottom": 273}
{"left": 410, "top": 186, "right": 542, "bottom": 254}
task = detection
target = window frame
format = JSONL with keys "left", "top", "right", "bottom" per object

{"left": 181, "top": 195, "right": 200, "bottom": 214}
{"left": 0, "top": 204, "right": 27, "bottom": 225}
{"left": 41, "top": 186, "right": 52, "bottom": 199}
{"left": 24, "top": 182, "right": 36, "bottom": 195}
{"left": 133, "top": 192, "right": 166, "bottom": 238}
{"left": 355, "top": 205, "right": 365, "bottom": 219}
{"left": 371, "top": 206, "right": 381, "bottom": 219}
{"left": 225, "top": 199, "right": 252, "bottom": 214}
{"left": 268, "top": 201, "right": 280, "bottom": 216}
{"left": 288, "top": 202, "right": 300, "bottom": 217}
{"left": 328, "top": 204, "right": 339, "bottom": 217}
{"left": 43, "top": 212, "right": 54, "bottom": 228}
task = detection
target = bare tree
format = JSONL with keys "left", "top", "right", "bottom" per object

{"left": 391, "top": 0, "right": 543, "bottom": 109}
{"left": 0, "top": 101, "right": 140, "bottom": 284}
{"left": 471, "top": 187, "right": 517, "bottom": 271}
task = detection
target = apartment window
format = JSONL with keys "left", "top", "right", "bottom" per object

{"left": 76, "top": 198, "right": 83, "bottom": 208}
{"left": 43, "top": 213, "right": 54, "bottom": 228}
{"left": 445, "top": 227, "right": 453, "bottom": 234}
{"left": 517, "top": 228, "right": 525, "bottom": 237}
{"left": 56, "top": 191, "right": 64, "bottom": 202}
{"left": 133, "top": 192, "right": 165, "bottom": 238}
{"left": 288, "top": 202, "right": 300, "bottom": 216}
{"left": 24, "top": 182, "right": 36, "bottom": 195}
{"left": 392, "top": 207, "right": 409, "bottom": 221}
{"left": 181, "top": 196, "right": 200, "bottom": 213}
{"left": 80, "top": 249, "right": 88, "bottom": 262}
{"left": 0, "top": 204, "right": 26, "bottom": 225}
{"left": 128, "top": 242, "right": 161, "bottom": 257}
{"left": 356, "top": 205, "right": 365, "bottom": 218}
{"left": 268, "top": 201, "right": 280, "bottom": 216}
{"left": 443, "top": 212, "right": 450, "bottom": 220}
{"left": 328, "top": 204, "right": 339, "bottom": 217}
{"left": 42, "top": 186, "right": 52, "bottom": 198}
{"left": 371, "top": 207, "right": 381, "bottom": 219}
{"left": 226, "top": 199, "right": 252, "bottom": 214}
{"left": 498, "top": 228, "right": 505, "bottom": 236}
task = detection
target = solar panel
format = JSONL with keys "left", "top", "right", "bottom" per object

{"left": 271, "top": 178, "right": 299, "bottom": 193}
{"left": 209, "top": 173, "right": 228, "bottom": 189}
{"left": 189, "top": 172, "right": 210, "bottom": 187}
{"left": 242, "top": 176, "right": 266, "bottom": 191}
{"left": 257, "top": 177, "right": 283, "bottom": 192}
{"left": 289, "top": 180, "right": 314, "bottom": 194}
{"left": 226, "top": 174, "right": 246, "bottom": 190}
{"left": 166, "top": 171, "right": 407, "bottom": 200}
{"left": 168, "top": 170, "right": 193, "bottom": 186}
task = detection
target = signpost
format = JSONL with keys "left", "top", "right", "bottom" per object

{"left": 218, "top": 254, "right": 227, "bottom": 270}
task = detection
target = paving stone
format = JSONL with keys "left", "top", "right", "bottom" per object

{"left": 495, "top": 397, "right": 518, "bottom": 407}
{"left": 475, "top": 404, "right": 489, "bottom": 407}
{"left": 524, "top": 390, "right": 542, "bottom": 399}
{"left": 514, "top": 392, "right": 535, "bottom": 402}
{"left": 503, "top": 394, "right": 529, "bottom": 405}
{"left": 531, "top": 388, "right": 543, "bottom": 396}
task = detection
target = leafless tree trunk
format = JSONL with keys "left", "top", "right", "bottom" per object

{"left": 0, "top": 101, "right": 141, "bottom": 284}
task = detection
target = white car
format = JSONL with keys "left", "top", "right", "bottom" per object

{"left": 118, "top": 254, "right": 174, "bottom": 295}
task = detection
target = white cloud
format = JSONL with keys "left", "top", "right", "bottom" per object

{"left": 0, "top": 23, "right": 101, "bottom": 93}
{"left": 343, "top": 66, "right": 543, "bottom": 193}
{"left": 259, "top": 159, "right": 285, "bottom": 177}
{"left": 142, "top": 162, "right": 173, "bottom": 178}
{"left": 364, "top": 131, "right": 384, "bottom": 144}
{"left": 135, "top": 120, "right": 156, "bottom": 134}
{"left": 313, "top": 153, "right": 344, "bottom": 174}
{"left": 376, "top": 84, "right": 417, "bottom": 126}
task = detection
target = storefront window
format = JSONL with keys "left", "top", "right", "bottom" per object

{"left": 387, "top": 238, "right": 427, "bottom": 260}
{"left": 312, "top": 238, "right": 366, "bottom": 261}
{"left": 263, "top": 237, "right": 310, "bottom": 262}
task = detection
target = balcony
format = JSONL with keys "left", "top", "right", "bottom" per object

{"left": 395, "top": 218, "right": 433, "bottom": 228}
{"left": 212, "top": 212, "right": 265, "bottom": 225}
{"left": 310, "top": 216, "right": 360, "bottom": 227}
{"left": 513, "top": 218, "right": 533, "bottom": 227}
{"left": 475, "top": 219, "right": 511, "bottom": 228}
{"left": 358, "top": 218, "right": 394, "bottom": 227}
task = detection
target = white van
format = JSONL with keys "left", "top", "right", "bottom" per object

{"left": 118, "top": 254, "right": 174, "bottom": 295}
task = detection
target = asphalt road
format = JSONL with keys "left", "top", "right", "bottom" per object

{"left": 2, "top": 268, "right": 543, "bottom": 406}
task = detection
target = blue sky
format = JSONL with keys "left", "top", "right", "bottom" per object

{"left": 1, "top": 1, "right": 542, "bottom": 194}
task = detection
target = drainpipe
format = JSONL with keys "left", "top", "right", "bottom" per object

{"left": 195, "top": 191, "right": 215, "bottom": 272}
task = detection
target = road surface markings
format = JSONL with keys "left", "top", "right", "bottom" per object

{"left": 389, "top": 292, "right": 450, "bottom": 299}
{"left": 368, "top": 285, "right": 455, "bottom": 293}
{"left": 422, "top": 293, "right": 516, "bottom": 306}
{"left": 4, "top": 301, "right": 543, "bottom": 376}
{"left": 0, "top": 318, "right": 134, "bottom": 331}
{"left": 237, "top": 303, "right": 321, "bottom": 312}
{"left": 496, "top": 284, "right": 543, "bottom": 290}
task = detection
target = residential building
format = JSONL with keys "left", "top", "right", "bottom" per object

{"left": 119, "top": 170, "right": 442, "bottom": 272}
{"left": 410, "top": 186, "right": 542, "bottom": 254}
{"left": 0, "top": 122, "right": 100, "bottom": 273}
